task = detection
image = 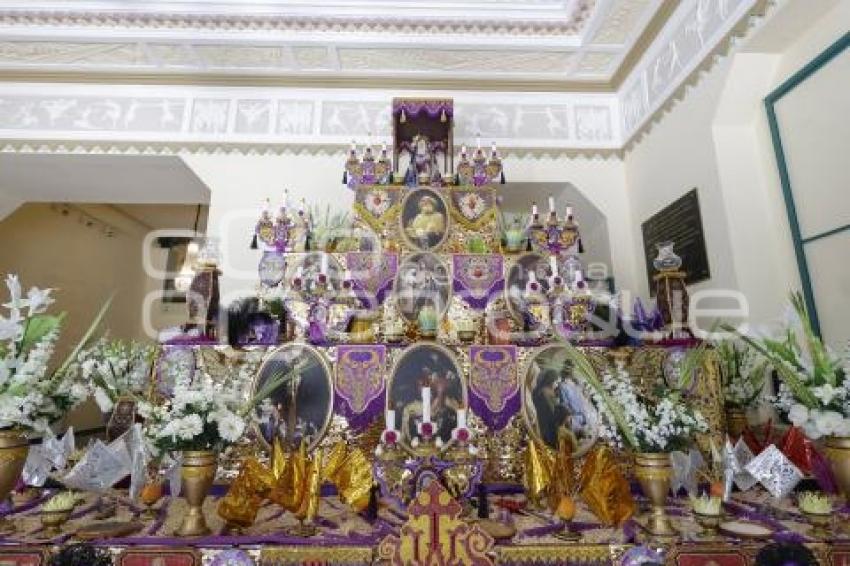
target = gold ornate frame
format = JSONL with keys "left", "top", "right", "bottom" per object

{"left": 386, "top": 342, "right": 468, "bottom": 450}
{"left": 398, "top": 187, "right": 451, "bottom": 252}
{"left": 252, "top": 343, "right": 335, "bottom": 453}
{"left": 393, "top": 252, "right": 453, "bottom": 323}
{"left": 520, "top": 344, "right": 601, "bottom": 458}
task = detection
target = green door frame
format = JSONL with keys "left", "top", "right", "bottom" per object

{"left": 764, "top": 31, "right": 850, "bottom": 337}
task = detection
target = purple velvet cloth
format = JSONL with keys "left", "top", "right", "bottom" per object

{"left": 467, "top": 346, "right": 520, "bottom": 431}
{"left": 392, "top": 100, "right": 453, "bottom": 118}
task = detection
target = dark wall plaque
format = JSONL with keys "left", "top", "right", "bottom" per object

{"left": 641, "top": 188, "right": 710, "bottom": 292}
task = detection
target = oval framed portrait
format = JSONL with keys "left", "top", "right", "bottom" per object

{"left": 505, "top": 252, "right": 558, "bottom": 322}
{"left": 252, "top": 344, "right": 334, "bottom": 452}
{"left": 387, "top": 343, "right": 467, "bottom": 446}
{"left": 284, "top": 252, "right": 343, "bottom": 296}
{"left": 395, "top": 252, "right": 452, "bottom": 323}
{"left": 399, "top": 187, "right": 450, "bottom": 251}
{"left": 522, "top": 345, "right": 600, "bottom": 456}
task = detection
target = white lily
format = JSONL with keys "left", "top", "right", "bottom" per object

{"left": 26, "top": 287, "right": 54, "bottom": 315}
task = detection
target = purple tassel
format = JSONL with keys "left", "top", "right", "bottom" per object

{"left": 500, "top": 171, "right": 506, "bottom": 184}
{"left": 250, "top": 233, "right": 258, "bottom": 249}
{"left": 342, "top": 170, "right": 348, "bottom": 185}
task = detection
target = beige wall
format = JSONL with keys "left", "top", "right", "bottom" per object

{"left": 623, "top": 0, "right": 849, "bottom": 330}
{"left": 0, "top": 202, "right": 202, "bottom": 430}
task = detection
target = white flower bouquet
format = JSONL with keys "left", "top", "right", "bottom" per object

{"left": 714, "top": 340, "right": 769, "bottom": 409}
{"left": 139, "top": 356, "right": 304, "bottom": 456}
{"left": 733, "top": 292, "right": 850, "bottom": 440}
{"left": 564, "top": 343, "right": 708, "bottom": 453}
{"left": 73, "top": 338, "right": 156, "bottom": 414}
{"left": 0, "top": 274, "right": 111, "bottom": 434}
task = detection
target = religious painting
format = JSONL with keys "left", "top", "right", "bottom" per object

{"left": 284, "top": 252, "right": 343, "bottom": 297}
{"left": 253, "top": 344, "right": 333, "bottom": 451}
{"left": 505, "top": 253, "right": 557, "bottom": 322}
{"left": 400, "top": 188, "right": 450, "bottom": 251}
{"left": 522, "top": 345, "right": 599, "bottom": 456}
{"left": 388, "top": 344, "right": 466, "bottom": 445}
{"left": 395, "top": 252, "right": 451, "bottom": 323}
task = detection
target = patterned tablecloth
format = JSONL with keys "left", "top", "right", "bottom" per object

{"left": 0, "top": 486, "right": 848, "bottom": 565}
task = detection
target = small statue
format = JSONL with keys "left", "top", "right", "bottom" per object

{"left": 404, "top": 133, "right": 441, "bottom": 187}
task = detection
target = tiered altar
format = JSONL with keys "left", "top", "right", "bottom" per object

{"left": 2, "top": 98, "right": 849, "bottom": 566}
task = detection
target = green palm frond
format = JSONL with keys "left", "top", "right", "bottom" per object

{"left": 561, "top": 342, "right": 640, "bottom": 450}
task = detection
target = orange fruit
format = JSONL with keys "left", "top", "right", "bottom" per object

{"left": 140, "top": 482, "right": 163, "bottom": 506}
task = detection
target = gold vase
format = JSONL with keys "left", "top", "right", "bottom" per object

{"left": 176, "top": 450, "right": 217, "bottom": 537}
{"left": 725, "top": 406, "right": 748, "bottom": 439}
{"left": 824, "top": 436, "right": 850, "bottom": 505}
{"left": 634, "top": 452, "right": 678, "bottom": 538}
{"left": 0, "top": 430, "right": 29, "bottom": 533}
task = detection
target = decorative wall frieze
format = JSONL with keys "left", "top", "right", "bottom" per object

{"left": 0, "top": 84, "right": 621, "bottom": 151}
{"left": 618, "top": 0, "right": 767, "bottom": 142}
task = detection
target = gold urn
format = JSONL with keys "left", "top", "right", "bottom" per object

{"left": 176, "top": 450, "right": 217, "bottom": 537}
{"left": 634, "top": 452, "right": 678, "bottom": 538}
{"left": 0, "top": 430, "right": 29, "bottom": 533}
{"left": 824, "top": 436, "right": 850, "bottom": 505}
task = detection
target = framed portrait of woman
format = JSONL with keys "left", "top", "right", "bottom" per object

{"left": 395, "top": 252, "right": 451, "bottom": 323}
{"left": 387, "top": 344, "right": 466, "bottom": 446}
{"left": 522, "top": 345, "right": 599, "bottom": 456}
{"left": 252, "top": 344, "right": 333, "bottom": 451}
{"left": 399, "top": 187, "right": 450, "bottom": 251}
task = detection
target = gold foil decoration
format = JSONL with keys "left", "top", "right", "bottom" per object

{"left": 548, "top": 432, "right": 576, "bottom": 511}
{"left": 524, "top": 439, "right": 553, "bottom": 506}
{"left": 218, "top": 440, "right": 374, "bottom": 528}
{"left": 271, "top": 437, "right": 286, "bottom": 481}
{"left": 578, "top": 446, "right": 635, "bottom": 526}
{"left": 323, "top": 442, "right": 373, "bottom": 512}
{"left": 270, "top": 440, "right": 308, "bottom": 512}
{"left": 218, "top": 458, "right": 276, "bottom": 527}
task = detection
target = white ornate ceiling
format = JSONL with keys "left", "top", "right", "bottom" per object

{"left": 0, "top": 0, "right": 772, "bottom": 151}
{"left": 0, "top": 0, "right": 672, "bottom": 85}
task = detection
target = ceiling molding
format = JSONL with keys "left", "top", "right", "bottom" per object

{"left": 0, "top": 1, "right": 598, "bottom": 36}
{"left": 0, "top": 0, "right": 780, "bottom": 153}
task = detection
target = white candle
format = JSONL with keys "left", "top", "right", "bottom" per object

{"left": 528, "top": 271, "right": 537, "bottom": 284}
{"left": 491, "top": 141, "right": 497, "bottom": 154}
{"left": 532, "top": 203, "right": 538, "bottom": 216}
{"left": 320, "top": 253, "right": 329, "bottom": 275}
{"left": 350, "top": 140, "right": 356, "bottom": 151}
{"left": 461, "top": 144, "right": 467, "bottom": 155}
{"left": 421, "top": 387, "right": 432, "bottom": 423}
{"left": 549, "top": 256, "right": 558, "bottom": 276}
{"left": 381, "top": 142, "right": 387, "bottom": 152}
{"left": 385, "top": 409, "right": 395, "bottom": 431}
{"left": 476, "top": 133, "right": 482, "bottom": 149}
{"left": 548, "top": 196, "right": 555, "bottom": 213}
{"left": 262, "top": 198, "right": 270, "bottom": 213}
{"left": 566, "top": 205, "right": 574, "bottom": 218}
{"left": 457, "top": 408, "right": 467, "bottom": 429}
{"left": 575, "top": 270, "right": 584, "bottom": 284}
{"left": 344, "top": 269, "right": 352, "bottom": 282}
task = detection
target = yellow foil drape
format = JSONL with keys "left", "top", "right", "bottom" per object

{"left": 524, "top": 433, "right": 575, "bottom": 511}
{"left": 218, "top": 440, "right": 374, "bottom": 527}
{"left": 578, "top": 446, "right": 635, "bottom": 526}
